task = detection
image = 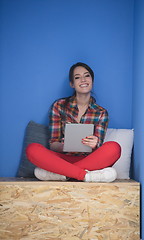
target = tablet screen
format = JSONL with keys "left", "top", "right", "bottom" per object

{"left": 63, "top": 123, "right": 94, "bottom": 152}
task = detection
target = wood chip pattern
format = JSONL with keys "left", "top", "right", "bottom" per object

{"left": 0, "top": 180, "right": 140, "bottom": 240}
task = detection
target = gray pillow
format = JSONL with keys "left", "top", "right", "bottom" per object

{"left": 17, "top": 121, "right": 50, "bottom": 178}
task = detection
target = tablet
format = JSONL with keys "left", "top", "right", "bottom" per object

{"left": 63, "top": 123, "right": 94, "bottom": 152}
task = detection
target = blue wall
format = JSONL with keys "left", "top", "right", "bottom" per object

{"left": 133, "top": 0, "right": 144, "bottom": 238}
{"left": 0, "top": 0, "right": 134, "bottom": 177}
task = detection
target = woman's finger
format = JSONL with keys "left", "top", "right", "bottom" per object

{"left": 82, "top": 136, "right": 98, "bottom": 148}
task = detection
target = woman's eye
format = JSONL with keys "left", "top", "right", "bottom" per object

{"left": 75, "top": 76, "right": 80, "bottom": 80}
{"left": 85, "top": 74, "right": 90, "bottom": 78}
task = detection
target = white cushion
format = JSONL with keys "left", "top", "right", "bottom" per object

{"left": 104, "top": 128, "right": 134, "bottom": 179}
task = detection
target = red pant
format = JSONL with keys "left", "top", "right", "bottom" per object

{"left": 26, "top": 141, "right": 121, "bottom": 180}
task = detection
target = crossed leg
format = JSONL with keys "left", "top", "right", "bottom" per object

{"left": 26, "top": 141, "right": 121, "bottom": 181}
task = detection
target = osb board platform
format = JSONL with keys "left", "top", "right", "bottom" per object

{"left": 0, "top": 179, "right": 140, "bottom": 240}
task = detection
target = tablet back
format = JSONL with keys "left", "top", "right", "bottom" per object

{"left": 63, "top": 123, "right": 94, "bottom": 152}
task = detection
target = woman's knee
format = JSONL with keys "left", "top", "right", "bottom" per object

{"left": 26, "top": 143, "right": 44, "bottom": 159}
{"left": 103, "top": 141, "right": 121, "bottom": 158}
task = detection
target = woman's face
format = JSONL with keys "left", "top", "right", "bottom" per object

{"left": 70, "top": 66, "right": 93, "bottom": 94}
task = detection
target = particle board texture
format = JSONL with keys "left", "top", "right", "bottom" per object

{"left": 0, "top": 178, "right": 140, "bottom": 240}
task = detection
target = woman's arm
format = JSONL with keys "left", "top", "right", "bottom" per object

{"left": 82, "top": 109, "right": 109, "bottom": 149}
{"left": 50, "top": 141, "right": 64, "bottom": 152}
{"left": 48, "top": 101, "right": 64, "bottom": 152}
{"left": 95, "top": 110, "right": 109, "bottom": 147}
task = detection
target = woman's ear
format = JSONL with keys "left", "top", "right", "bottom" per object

{"left": 70, "top": 82, "right": 74, "bottom": 88}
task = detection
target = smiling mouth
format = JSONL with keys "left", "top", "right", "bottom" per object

{"left": 79, "top": 83, "right": 89, "bottom": 88}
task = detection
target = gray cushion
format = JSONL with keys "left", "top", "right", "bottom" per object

{"left": 17, "top": 121, "right": 50, "bottom": 177}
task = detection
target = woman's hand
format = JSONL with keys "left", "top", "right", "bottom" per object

{"left": 50, "top": 141, "right": 64, "bottom": 153}
{"left": 82, "top": 135, "right": 98, "bottom": 149}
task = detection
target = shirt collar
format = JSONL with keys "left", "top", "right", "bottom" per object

{"left": 69, "top": 95, "right": 96, "bottom": 109}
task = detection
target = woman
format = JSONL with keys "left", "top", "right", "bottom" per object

{"left": 26, "top": 62, "right": 121, "bottom": 182}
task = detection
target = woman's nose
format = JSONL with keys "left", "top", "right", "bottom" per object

{"left": 81, "top": 76, "right": 86, "bottom": 81}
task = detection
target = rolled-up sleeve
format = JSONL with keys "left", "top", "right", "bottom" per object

{"left": 94, "top": 110, "right": 109, "bottom": 148}
{"left": 49, "top": 102, "right": 62, "bottom": 144}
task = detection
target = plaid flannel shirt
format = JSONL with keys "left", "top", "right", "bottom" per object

{"left": 49, "top": 96, "right": 109, "bottom": 155}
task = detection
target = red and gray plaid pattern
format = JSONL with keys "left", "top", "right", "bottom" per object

{"left": 49, "top": 96, "right": 109, "bottom": 155}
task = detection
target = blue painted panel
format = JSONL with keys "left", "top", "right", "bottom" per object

{"left": 133, "top": 0, "right": 144, "bottom": 238}
{"left": 0, "top": 0, "right": 133, "bottom": 177}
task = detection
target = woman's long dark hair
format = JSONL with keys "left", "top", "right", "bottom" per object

{"left": 62, "top": 62, "right": 95, "bottom": 108}
{"left": 50, "top": 62, "right": 96, "bottom": 119}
